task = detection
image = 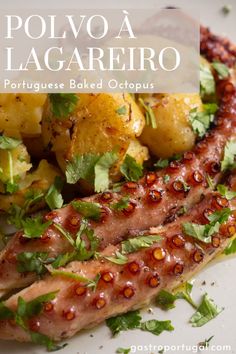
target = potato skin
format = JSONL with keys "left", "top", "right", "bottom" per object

{"left": 42, "top": 93, "right": 147, "bottom": 180}
{"left": 139, "top": 94, "right": 203, "bottom": 158}
{"left": 0, "top": 94, "right": 46, "bottom": 138}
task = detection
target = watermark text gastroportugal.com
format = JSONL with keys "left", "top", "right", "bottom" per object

{"left": 129, "top": 343, "right": 232, "bottom": 353}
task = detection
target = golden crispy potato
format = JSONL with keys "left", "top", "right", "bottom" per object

{"left": 0, "top": 143, "right": 32, "bottom": 192}
{"left": 0, "top": 94, "right": 47, "bottom": 138}
{"left": 42, "top": 93, "right": 147, "bottom": 179}
{"left": 0, "top": 160, "right": 62, "bottom": 213}
{"left": 140, "top": 93, "right": 203, "bottom": 158}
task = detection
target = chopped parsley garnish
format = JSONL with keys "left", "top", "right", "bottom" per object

{"left": 206, "top": 174, "right": 214, "bottom": 189}
{"left": 156, "top": 282, "right": 197, "bottom": 310}
{"left": 94, "top": 151, "right": 118, "bottom": 192}
{"left": 224, "top": 238, "right": 236, "bottom": 255}
{"left": 189, "top": 103, "right": 218, "bottom": 138}
{"left": 156, "top": 290, "right": 177, "bottom": 310}
{"left": 111, "top": 196, "right": 130, "bottom": 211}
{"left": 0, "top": 135, "right": 21, "bottom": 150}
{"left": 8, "top": 190, "right": 44, "bottom": 229}
{"left": 66, "top": 152, "right": 118, "bottom": 193}
{"left": 106, "top": 310, "right": 141, "bottom": 336}
{"left": 221, "top": 139, "right": 236, "bottom": 171}
{"left": 116, "top": 105, "right": 127, "bottom": 115}
{"left": 22, "top": 217, "right": 52, "bottom": 238}
{"left": 45, "top": 176, "right": 64, "bottom": 210}
{"left": 217, "top": 184, "right": 236, "bottom": 200}
{"left": 65, "top": 153, "right": 100, "bottom": 184}
{"left": 0, "top": 291, "right": 61, "bottom": 351}
{"left": 48, "top": 268, "right": 100, "bottom": 291}
{"left": 48, "top": 93, "right": 78, "bottom": 119}
{"left": 200, "top": 64, "right": 216, "bottom": 98}
{"left": 121, "top": 235, "right": 162, "bottom": 254}
{"left": 116, "top": 348, "right": 131, "bottom": 354}
{"left": 140, "top": 319, "right": 174, "bottom": 336}
{"left": 182, "top": 208, "right": 232, "bottom": 243}
{"left": 190, "top": 294, "right": 223, "bottom": 327}
{"left": 139, "top": 98, "right": 157, "bottom": 128}
{"left": 72, "top": 200, "right": 102, "bottom": 221}
{"left": 104, "top": 251, "right": 128, "bottom": 265}
{"left": 163, "top": 175, "right": 170, "bottom": 184}
{"left": 17, "top": 252, "right": 51, "bottom": 275}
{"left": 212, "top": 62, "right": 230, "bottom": 79}
{"left": 54, "top": 220, "right": 99, "bottom": 261}
{"left": 154, "top": 159, "right": 169, "bottom": 169}
{"left": 106, "top": 310, "right": 174, "bottom": 337}
{"left": 120, "top": 154, "right": 143, "bottom": 182}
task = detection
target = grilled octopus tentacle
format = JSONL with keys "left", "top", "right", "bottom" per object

{"left": 0, "top": 180, "right": 235, "bottom": 342}
{"left": 1, "top": 69, "right": 236, "bottom": 294}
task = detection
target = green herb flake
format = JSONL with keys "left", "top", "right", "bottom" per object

{"left": 140, "top": 319, "right": 174, "bottom": 336}
{"left": 221, "top": 139, "right": 236, "bottom": 171}
{"left": 176, "top": 281, "right": 197, "bottom": 309}
{"left": 104, "top": 251, "right": 128, "bottom": 265}
{"left": 212, "top": 61, "right": 230, "bottom": 79}
{"left": 65, "top": 154, "right": 100, "bottom": 185}
{"left": 72, "top": 200, "right": 102, "bottom": 221}
{"left": 106, "top": 310, "right": 142, "bottom": 336}
{"left": 190, "top": 293, "right": 223, "bottom": 327}
{"left": 163, "top": 175, "right": 170, "bottom": 184}
{"left": 94, "top": 151, "right": 118, "bottom": 192}
{"left": 182, "top": 208, "right": 232, "bottom": 243}
{"left": 116, "top": 105, "right": 127, "bottom": 115}
{"left": 200, "top": 65, "right": 216, "bottom": 98}
{"left": 154, "top": 159, "right": 169, "bottom": 169}
{"left": 22, "top": 217, "right": 52, "bottom": 239}
{"left": 121, "top": 234, "right": 162, "bottom": 254}
{"left": 156, "top": 282, "right": 197, "bottom": 310}
{"left": 116, "top": 348, "right": 131, "bottom": 354}
{"left": 224, "top": 238, "right": 236, "bottom": 255}
{"left": 206, "top": 174, "right": 214, "bottom": 189}
{"left": 45, "top": 176, "right": 64, "bottom": 210}
{"left": 156, "top": 290, "right": 177, "bottom": 310}
{"left": 120, "top": 154, "right": 143, "bottom": 182}
{"left": 17, "top": 252, "right": 50, "bottom": 275}
{"left": 217, "top": 184, "right": 236, "bottom": 200}
{"left": 112, "top": 196, "right": 130, "bottom": 211}
{"left": 139, "top": 98, "right": 157, "bottom": 128}
{"left": 189, "top": 103, "right": 218, "bottom": 138}
{"left": 48, "top": 93, "right": 78, "bottom": 119}
{"left": 0, "top": 135, "right": 21, "bottom": 150}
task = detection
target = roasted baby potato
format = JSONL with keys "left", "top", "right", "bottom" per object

{"left": 0, "top": 160, "right": 62, "bottom": 213}
{"left": 0, "top": 143, "right": 32, "bottom": 193}
{"left": 139, "top": 93, "right": 203, "bottom": 158}
{"left": 42, "top": 93, "right": 148, "bottom": 179}
{"left": 0, "top": 94, "right": 47, "bottom": 138}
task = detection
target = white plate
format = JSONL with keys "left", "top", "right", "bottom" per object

{"left": 1, "top": 1, "right": 236, "bottom": 353}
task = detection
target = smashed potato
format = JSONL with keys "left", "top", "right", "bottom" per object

{"left": 42, "top": 93, "right": 148, "bottom": 179}
{"left": 0, "top": 143, "right": 32, "bottom": 192}
{"left": 0, "top": 94, "right": 47, "bottom": 138}
{"left": 0, "top": 160, "right": 62, "bottom": 213}
{"left": 140, "top": 94, "right": 203, "bottom": 158}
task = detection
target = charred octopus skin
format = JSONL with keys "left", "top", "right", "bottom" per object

{"left": 1, "top": 27, "right": 236, "bottom": 294}
{"left": 0, "top": 185, "right": 235, "bottom": 342}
